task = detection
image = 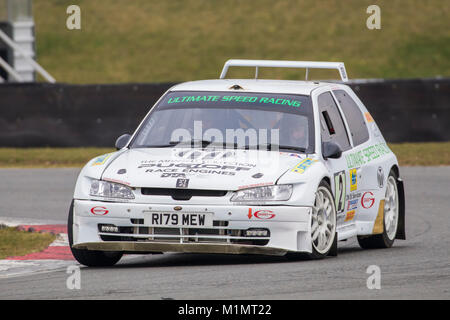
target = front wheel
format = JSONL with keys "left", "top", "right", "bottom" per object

{"left": 357, "top": 170, "right": 399, "bottom": 249}
{"left": 287, "top": 180, "right": 337, "bottom": 260}
{"left": 68, "top": 200, "right": 123, "bottom": 267}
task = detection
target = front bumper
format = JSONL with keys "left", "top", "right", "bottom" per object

{"left": 72, "top": 199, "right": 313, "bottom": 254}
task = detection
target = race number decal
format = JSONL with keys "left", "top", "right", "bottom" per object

{"left": 334, "top": 171, "right": 346, "bottom": 213}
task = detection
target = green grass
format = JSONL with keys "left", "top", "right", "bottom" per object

{"left": 0, "top": 143, "right": 449, "bottom": 167}
{"left": 0, "top": 226, "right": 56, "bottom": 260}
{"left": 388, "top": 142, "right": 450, "bottom": 167}
{"left": 32, "top": 0, "right": 449, "bottom": 83}
{"left": 0, "top": 147, "right": 114, "bottom": 168}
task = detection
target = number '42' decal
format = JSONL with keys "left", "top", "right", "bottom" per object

{"left": 334, "top": 170, "right": 346, "bottom": 213}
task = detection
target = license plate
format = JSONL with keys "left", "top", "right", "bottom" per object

{"left": 147, "top": 212, "right": 213, "bottom": 227}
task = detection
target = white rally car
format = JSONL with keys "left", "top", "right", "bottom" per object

{"left": 69, "top": 60, "right": 405, "bottom": 266}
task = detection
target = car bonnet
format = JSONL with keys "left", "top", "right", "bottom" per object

{"left": 100, "top": 148, "right": 310, "bottom": 191}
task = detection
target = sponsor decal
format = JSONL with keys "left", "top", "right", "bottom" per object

{"left": 176, "top": 178, "right": 189, "bottom": 188}
{"left": 280, "top": 152, "right": 302, "bottom": 158}
{"left": 90, "top": 206, "right": 109, "bottom": 215}
{"left": 138, "top": 157, "right": 256, "bottom": 178}
{"left": 248, "top": 208, "right": 275, "bottom": 220}
{"left": 346, "top": 192, "right": 362, "bottom": 201}
{"left": 292, "top": 158, "right": 318, "bottom": 174}
{"left": 347, "top": 198, "right": 358, "bottom": 211}
{"left": 141, "top": 163, "right": 253, "bottom": 171}
{"left": 350, "top": 169, "right": 358, "bottom": 191}
{"left": 334, "top": 171, "right": 346, "bottom": 214}
{"left": 166, "top": 94, "right": 302, "bottom": 108}
{"left": 361, "top": 192, "right": 375, "bottom": 209}
{"left": 161, "top": 173, "right": 187, "bottom": 178}
{"left": 146, "top": 168, "right": 243, "bottom": 178}
{"left": 345, "top": 210, "right": 356, "bottom": 222}
{"left": 254, "top": 210, "right": 275, "bottom": 220}
{"left": 345, "top": 143, "right": 391, "bottom": 169}
{"left": 174, "top": 150, "right": 238, "bottom": 161}
{"left": 91, "top": 153, "right": 112, "bottom": 166}
{"left": 365, "top": 112, "right": 374, "bottom": 123}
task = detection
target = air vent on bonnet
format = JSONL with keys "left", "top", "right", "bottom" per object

{"left": 141, "top": 188, "right": 228, "bottom": 200}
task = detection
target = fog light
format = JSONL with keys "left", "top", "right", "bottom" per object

{"left": 100, "top": 225, "right": 119, "bottom": 233}
{"left": 244, "top": 229, "right": 269, "bottom": 237}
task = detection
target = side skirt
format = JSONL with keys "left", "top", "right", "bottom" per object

{"left": 337, "top": 223, "right": 357, "bottom": 241}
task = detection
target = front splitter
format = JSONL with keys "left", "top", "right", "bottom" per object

{"left": 73, "top": 241, "right": 288, "bottom": 256}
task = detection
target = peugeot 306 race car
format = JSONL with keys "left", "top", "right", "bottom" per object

{"left": 69, "top": 60, "right": 405, "bottom": 266}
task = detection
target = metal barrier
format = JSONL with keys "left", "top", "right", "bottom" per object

{"left": 0, "top": 29, "right": 55, "bottom": 83}
{"left": 0, "top": 79, "right": 448, "bottom": 147}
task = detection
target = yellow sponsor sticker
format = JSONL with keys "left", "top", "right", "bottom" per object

{"left": 291, "top": 158, "right": 318, "bottom": 174}
{"left": 92, "top": 153, "right": 113, "bottom": 166}
{"left": 372, "top": 200, "right": 385, "bottom": 234}
{"left": 350, "top": 168, "right": 357, "bottom": 191}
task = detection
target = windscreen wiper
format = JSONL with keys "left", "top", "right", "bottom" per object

{"left": 170, "top": 139, "right": 213, "bottom": 148}
{"left": 276, "top": 145, "right": 307, "bottom": 153}
{"left": 135, "top": 139, "right": 214, "bottom": 148}
{"left": 135, "top": 141, "right": 179, "bottom": 148}
{"left": 244, "top": 143, "right": 307, "bottom": 153}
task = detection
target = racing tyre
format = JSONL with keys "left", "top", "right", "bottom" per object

{"left": 357, "top": 170, "right": 399, "bottom": 249}
{"left": 287, "top": 180, "right": 337, "bottom": 260}
{"left": 68, "top": 200, "right": 123, "bottom": 267}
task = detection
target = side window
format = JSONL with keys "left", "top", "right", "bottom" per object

{"left": 318, "top": 92, "right": 351, "bottom": 151}
{"left": 333, "top": 90, "right": 370, "bottom": 146}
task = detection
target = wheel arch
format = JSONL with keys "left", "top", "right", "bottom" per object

{"left": 391, "top": 164, "right": 400, "bottom": 179}
{"left": 321, "top": 175, "right": 331, "bottom": 187}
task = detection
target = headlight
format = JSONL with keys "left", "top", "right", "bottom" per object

{"left": 230, "top": 185, "right": 293, "bottom": 202}
{"left": 90, "top": 179, "right": 135, "bottom": 199}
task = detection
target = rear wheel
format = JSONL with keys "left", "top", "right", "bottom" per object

{"left": 68, "top": 200, "right": 123, "bottom": 267}
{"left": 357, "top": 170, "right": 399, "bottom": 249}
{"left": 287, "top": 180, "right": 337, "bottom": 260}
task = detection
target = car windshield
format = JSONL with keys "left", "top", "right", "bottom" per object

{"left": 130, "top": 91, "right": 315, "bottom": 153}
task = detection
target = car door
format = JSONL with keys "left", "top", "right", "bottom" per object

{"left": 332, "top": 88, "right": 374, "bottom": 228}
{"left": 317, "top": 91, "right": 355, "bottom": 230}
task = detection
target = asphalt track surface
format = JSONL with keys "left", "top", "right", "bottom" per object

{"left": 0, "top": 167, "right": 449, "bottom": 299}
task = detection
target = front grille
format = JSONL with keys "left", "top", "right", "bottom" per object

{"left": 98, "top": 222, "right": 269, "bottom": 246}
{"left": 141, "top": 188, "right": 228, "bottom": 200}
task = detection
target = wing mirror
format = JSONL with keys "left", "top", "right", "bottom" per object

{"left": 322, "top": 141, "right": 342, "bottom": 159}
{"left": 115, "top": 134, "right": 131, "bottom": 150}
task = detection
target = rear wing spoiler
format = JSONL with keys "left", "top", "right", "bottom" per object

{"left": 219, "top": 59, "right": 348, "bottom": 82}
